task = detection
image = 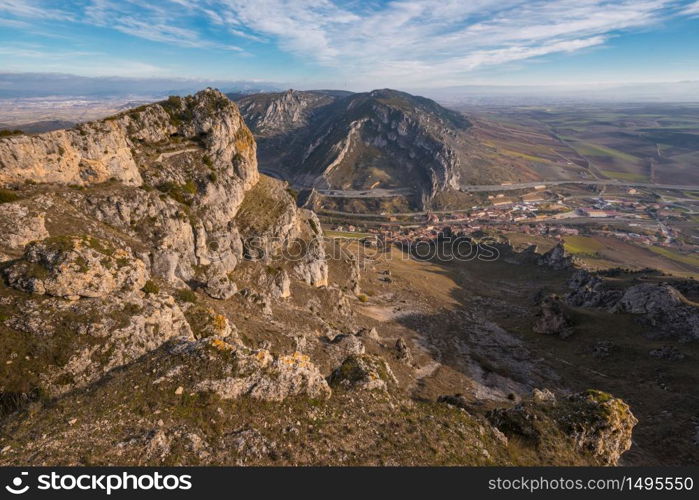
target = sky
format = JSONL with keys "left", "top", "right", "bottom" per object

{"left": 1, "top": 0, "right": 699, "bottom": 91}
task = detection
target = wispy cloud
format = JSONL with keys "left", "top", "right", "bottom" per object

{"left": 683, "top": 0, "right": 699, "bottom": 15}
{"left": 195, "top": 0, "right": 687, "bottom": 85}
{"left": 82, "top": 0, "right": 244, "bottom": 51}
{"left": 1, "top": 0, "right": 697, "bottom": 85}
{"left": 0, "top": 0, "right": 74, "bottom": 20}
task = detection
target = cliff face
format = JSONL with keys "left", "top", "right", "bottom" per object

{"left": 0, "top": 89, "right": 329, "bottom": 402}
{"left": 0, "top": 90, "right": 327, "bottom": 291}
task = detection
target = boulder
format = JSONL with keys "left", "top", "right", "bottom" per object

{"left": 204, "top": 271, "right": 238, "bottom": 300}
{"left": 395, "top": 337, "right": 413, "bottom": 364}
{"left": 565, "top": 269, "right": 622, "bottom": 308}
{"left": 537, "top": 242, "right": 572, "bottom": 271}
{"left": 488, "top": 389, "right": 637, "bottom": 465}
{"left": 328, "top": 354, "right": 396, "bottom": 391}
{"left": 533, "top": 294, "right": 573, "bottom": 338}
{"left": 184, "top": 305, "right": 238, "bottom": 341}
{"left": 613, "top": 283, "right": 699, "bottom": 341}
{"left": 0, "top": 203, "right": 49, "bottom": 252}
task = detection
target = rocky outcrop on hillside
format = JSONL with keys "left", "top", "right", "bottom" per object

{"left": 488, "top": 389, "right": 637, "bottom": 465}
{"left": 565, "top": 270, "right": 699, "bottom": 341}
{"left": 613, "top": 283, "right": 699, "bottom": 341}
{"left": 565, "top": 269, "right": 622, "bottom": 308}
{"left": 193, "top": 342, "right": 331, "bottom": 402}
{"left": 329, "top": 354, "right": 397, "bottom": 391}
{"left": 4, "top": 236, "right": 147, "bottom": 299}
{"left": 0, "top": 203, "right": 49, "bottom": 256}
{"left": 533, "top": 294, "right": 573, "bottom": 338}
{"left": 1, "top": 290, "right": 194, "bottom": 397}
{"left": 235, "top": 89, "right": 340, "bottom": 136}
{"left": 0, "top": 89, "right": 331, "bottom": 399}
{"left": 537, "top": 242, "right": 573, "bottom": 271}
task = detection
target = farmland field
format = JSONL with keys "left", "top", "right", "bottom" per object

{"left": 460, "top": 104, "right": 699, "bottom": 186}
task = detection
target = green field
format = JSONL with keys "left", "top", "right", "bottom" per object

{"left": 571, "top": 141, "right": 641, "bottom": 163}
{"left": 600, "top": 170, "right": 649, "bottom": 182}
{"left": 647, "top": 246, "right": 699, "bottom": 268}
{"left": 563, "top": 236, "right": 604, "bottom": 255}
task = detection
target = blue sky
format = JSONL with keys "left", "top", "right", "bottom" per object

{"left": 1, "top": 0, "right": 698, "bottom": 90}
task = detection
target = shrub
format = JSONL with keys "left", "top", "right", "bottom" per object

{"left": 0, "top": 129, "right": 23, "bottom": 137}
{"left": 0, "top": 189, "right": 20, "bottom": 203}
{"left": 176, "top": 288, "right": 197, "bottom": 303}
{"left": 142, "top": 280, "right": 160, "bottom": 294}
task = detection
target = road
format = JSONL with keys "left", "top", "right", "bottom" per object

{"left": 260, "top": 166, "right": 699, "bottom": 198}
{"left": 460, "top": 180, "right": 699, "bottom": 192}
{"left": 318, "top": 180, "right": 699, "bottom": 197}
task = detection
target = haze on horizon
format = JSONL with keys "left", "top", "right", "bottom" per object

{"left": 1, "top": 0, "right": 699, "bottom": 101}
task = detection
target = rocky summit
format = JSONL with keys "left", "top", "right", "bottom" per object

{"left": 1, "top": 87, "right": 686, "bottom": 467}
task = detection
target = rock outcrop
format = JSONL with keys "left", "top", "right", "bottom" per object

{"left": 537, "top": 242, "right": 573, "bottom": 271}
{"left": 488, "top": 389, "right": 637, "bottom": 465}
{"left": 533, "top": 294, "right": 573, "bottom": 338}
{"left": 613, "top": 283, "right": 699, "bottom": 341}
{"left": 0, "top": 202, "right": 49, "bottom": 254}
{"left": 329, "top": 354, "right": 396, "bottom": 391}
{"left": 565, "top": 269, "right": 698, "bottom": 341}
{"left": 4, "top": 236, "right": 147, "bottom": 299}
{"left": 292, "top": 211, "right": 329, "bottom": 287}
{"left": 2, "top": 292, "right": 194, "bottom": 396}
{"left": 565, "top": 269, "right": 622, "bottom": 308}
{"left": 192, "top": 342, "right": 331, "bottom": 402}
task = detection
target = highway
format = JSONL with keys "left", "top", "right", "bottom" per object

{"left": 314, "top": 180, "right": 699, "bottom": 198}
{"left": 459, "top": 180, "right": 699, "bottom": 192}
{"left": 259, "top": 166, "right": 699, "bottom": 197}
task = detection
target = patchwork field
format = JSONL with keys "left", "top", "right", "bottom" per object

{"left": 461, "top": 104, "right": 699, "bottom": 186}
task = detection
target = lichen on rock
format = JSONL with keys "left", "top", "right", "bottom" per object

{"left": 4, "top": 235, "right": 147, "bottom": 299}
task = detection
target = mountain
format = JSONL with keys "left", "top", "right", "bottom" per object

{"left": 236, "top": 89, "right": 542, "bottom": 208}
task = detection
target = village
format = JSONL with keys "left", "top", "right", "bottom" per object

{"left": 322, "top": 185, "right": 699, "bottom": 253}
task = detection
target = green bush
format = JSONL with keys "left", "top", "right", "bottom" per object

{"left": 0, "top": 189, "right": 20, "bottom": 203}
{"left": 176, "top": 288, "right": 197, "bottom": 303}
{"left": 142, "top": 280, "right": 160, "bottom": 294}
{"left": 0, "top": 129, "right": 23, "bottom": 137}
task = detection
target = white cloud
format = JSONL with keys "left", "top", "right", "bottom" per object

{"left": 83, "top": 0, "right": 243, "bottom": 51}
{"left": 683, "top": 0, "right": 699, "bottom": 15}
{"left": 0, "top": 0, "right": 74, "bottom": 20}
{"left": 184, "top": 0, "right": 691, "bottom": 86}
{"left": 2, "top": 0, "right": 697, "bottom": 85}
